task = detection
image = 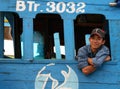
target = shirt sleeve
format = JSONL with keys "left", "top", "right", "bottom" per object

{"left": 77, "top": 46, "right": 89, "bottom": 69}
{"left": 92, "top": 46, "right": 110, "bottom": 67}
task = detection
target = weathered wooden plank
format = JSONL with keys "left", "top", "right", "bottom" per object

{"left": 0, "top": 0, "right": 119, "bottom": 19}
{"left": 0, "top": 61, "right": 118, "bottom": 82}
{"left": 54, "top": 33, "right": 61, "bottom": 59}
{"left": 0, "top": 61, "right": 120, "bottom": 89}
{"left": 0, "top": 13, "right": 4, "bottom": 57}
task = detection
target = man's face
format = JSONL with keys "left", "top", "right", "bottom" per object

{"left": 89, "top": 34, "right": 105, "bottom": 50}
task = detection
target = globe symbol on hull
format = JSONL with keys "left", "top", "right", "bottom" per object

{"left": 35, "top": 63, "right": 79, "bottom": 89}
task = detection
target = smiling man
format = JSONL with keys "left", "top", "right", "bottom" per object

{"left": 77, "top": 28, "right": 110, "bottom": 75}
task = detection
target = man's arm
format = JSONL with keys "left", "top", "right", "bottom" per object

{"left": 81, "top": 65, "right": 96, "bottom": 75}
{"left": 88, "top": 56, "right": 111, "bottom": 65}
{"left": 82, "top": 56, "right": 110, "bottom": 75}
{"left": 92, "top": 46, "right": 110, "bottom": 67}
{"left": 77, "top": 46, "right": 89, "bottom": 69}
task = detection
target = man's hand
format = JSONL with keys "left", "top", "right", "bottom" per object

{"left": 104, "top": 56, "right": 111, "bottom": 62}
{"left": 87, "top": 58, "right": 94, "bottom": 65}
{"left": 82, "top": 65, "right": 96, "bottom": 75}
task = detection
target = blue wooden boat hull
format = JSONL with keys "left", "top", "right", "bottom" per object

{"left": 0, "top": 0, "right": 120, "bottom": 89}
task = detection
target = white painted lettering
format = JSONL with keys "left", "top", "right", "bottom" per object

{"left": 16, "top": 1, "right": 26, "bottom": 11}
{"left": 27, "top": 1, "right": 35, "bottom": 12}
{"left": 34, "top": 3, "right": 40, "bottom": 11}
